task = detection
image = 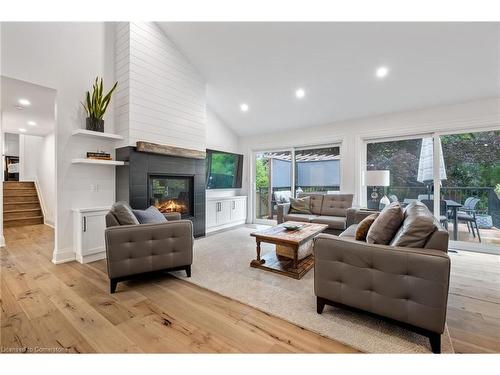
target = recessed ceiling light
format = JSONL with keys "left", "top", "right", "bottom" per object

{"left": 28, "top": 121, "right": 37, "bottom": 126}
{"left": 18, "top": 98, "right": 31, "bottom": 106}
{"left": 375, "top": 66, "right": 389, "bottom": 79}
{"left": 19, "top": 128, "right": 27, "bottom": 133}
{"left": 240, "top": 103, "right": 249, "bottom": 112}
{"left": 295, "top": 88, "right": 306, "bottom": 99}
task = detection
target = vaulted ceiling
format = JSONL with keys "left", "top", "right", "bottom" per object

{"left": 158, "top": 22, "right": 500, "bottom": 136}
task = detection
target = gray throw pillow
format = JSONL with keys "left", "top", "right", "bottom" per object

{"left": 110, "top": 201, "right": 140, "bottom": 225}
{"left": 390, "top": 201, "right": 437, "bottom": 248}
{"left": 133, "top": 206, "right": 168, "bottom": 224}
{"left": 366, "top": 202, "right": 404, "bottom": 245}
{"left": 289, "top": 196, "right": 312, "bottom": 214}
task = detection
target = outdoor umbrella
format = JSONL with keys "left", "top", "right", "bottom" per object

{"left": 417, "top": 137, "right": 447, "bottom": 198}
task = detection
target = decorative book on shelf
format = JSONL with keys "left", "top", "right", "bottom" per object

{"left": 87, "top": 151, "right": 112, "bottom": 161}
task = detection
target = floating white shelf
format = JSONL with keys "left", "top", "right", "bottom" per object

{"left": 71, "top": 158, "right": 126, "bottom": 166}
{"left": 72, "top": 129, "right": 124, "bottom": 141}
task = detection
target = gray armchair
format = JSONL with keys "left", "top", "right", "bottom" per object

{"left": 105, "top": 211, "right": 193, "bottom": 293}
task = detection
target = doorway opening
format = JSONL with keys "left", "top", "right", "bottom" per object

{"left": 1, "top": 76, "right": 56, "bottom": 250}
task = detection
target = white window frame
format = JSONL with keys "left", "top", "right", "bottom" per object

{"left": 251, "top": 142, "right": 342, "bottom": 224}
{"left": 362, "top": 128, "right": 500, "bottom": 255}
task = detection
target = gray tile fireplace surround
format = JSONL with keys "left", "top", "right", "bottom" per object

{"left": 115, "top": 146, "right": 206, "bottom": 237}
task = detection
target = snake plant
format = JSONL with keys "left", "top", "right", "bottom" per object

{"left": 81, "top": 77, "right": 118, "bottom": 120}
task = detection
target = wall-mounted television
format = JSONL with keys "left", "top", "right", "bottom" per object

{"left": 206, "top": 149, "right": 243, "bottom": 189}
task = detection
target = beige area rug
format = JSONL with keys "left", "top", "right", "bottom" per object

{"left": 173, "top": 225, "right": 454, "bottom": 353}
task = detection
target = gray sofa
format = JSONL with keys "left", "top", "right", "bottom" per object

{"left": 277, "top": 193, "right": 354, "bottom": 235}
{"left": 314, "top": 205, "right": 451, "bottom": 353}
{"left": 105, "top": 211, "right": 193, "bottom": 293}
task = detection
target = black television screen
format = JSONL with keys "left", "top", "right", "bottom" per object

{"left": 206, "top": 149, "right": 243, "bottom": 189}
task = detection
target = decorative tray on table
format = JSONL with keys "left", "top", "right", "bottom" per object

{"left": 282, "top": 223, "right": 303, "bottom": 231}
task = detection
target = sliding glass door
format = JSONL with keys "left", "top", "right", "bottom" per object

{"left": 253, "top": 144, "right": 341, "bottom": 224}
{"left": 365, "top": 130, "right": 499, "bottom": 253}
{"left": 439, "top": 130, "right": 499, "bottom": 250}
{"left": 254, "top": 150, "right": 292, "bottom": 224}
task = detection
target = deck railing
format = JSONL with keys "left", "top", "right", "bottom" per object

{"left": 381, "top": 186, "right": 499, "bottom": 226}
{"left": 256, "top": 185, "right": 499, "bottom": 226}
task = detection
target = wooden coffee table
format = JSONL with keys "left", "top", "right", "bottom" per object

{"left": 250, "top": 222, "right": 329, "bottom": 279}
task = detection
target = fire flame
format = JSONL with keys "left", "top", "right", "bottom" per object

{"left": 155, "top": 199, "right": 188, "bottom": 214}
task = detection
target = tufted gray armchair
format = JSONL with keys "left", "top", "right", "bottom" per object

{"left": 104, "top": 211, "right": 193, "bottom": 293}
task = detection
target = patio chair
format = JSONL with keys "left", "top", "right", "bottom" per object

{"left": 271, "top": 190, "right": 292, "bottom": 219}
{"left": 457, "top": 197, "right": 481, "bottom": 242}
{"left": 420, "top": 199, "right": 449, "bottom": 230}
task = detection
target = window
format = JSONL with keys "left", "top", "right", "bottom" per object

{"left": 294, "top": 146, "right": 340, "bottom": 194}
{"left": 254, "top": 145, "right": 341, "bottom": 222}
{"left": 366, "top": 137, "right": 432, "bottom": 209}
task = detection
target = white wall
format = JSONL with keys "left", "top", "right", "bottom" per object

{"left": 19, "top": 134, "right": 42, "bottom": 181}
{"left": 239, "top": 97, "right": 500, "bottom": 222}
{"left": 18, "top": 133, "right": 56, "bottom": 226}
{"left": 206, "top": 108, "right": 239, "bottom": 153}
{"left": 205, "top": 108, "right": 242, "bottom": 198}
{"left": 3, "top": 133, "right": 19, "bottom": 156}
{"left": 1, "top": 22, "right": 116, "bottom": 262}
{"left": 116, "top": 22, "right": 207, "bottom": 151}
{"left": 38, "top": 133, "right": 56, "bottom": 226}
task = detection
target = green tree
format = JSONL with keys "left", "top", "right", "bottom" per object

{"left": 255, "top": 158, "right": 269, "bottom": 189}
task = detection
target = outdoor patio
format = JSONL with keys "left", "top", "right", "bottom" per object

{"left": 255, "top": 133, "right": 499, "bottom": 249}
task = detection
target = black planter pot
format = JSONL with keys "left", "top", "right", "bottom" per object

{"left": 86, "top": 117, "right": 105, "bottom": 132}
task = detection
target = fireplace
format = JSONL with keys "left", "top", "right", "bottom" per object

{"left": 116, "top": 146, "right": 206, "bottom": 237}
{"left": 149, "top": 174, "right": 194, "bottom": 217}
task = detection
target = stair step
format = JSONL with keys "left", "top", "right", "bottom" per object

{"left": 3, "top": 181, "right": 44, "bottom": 226}
{"left": 4, "top": 196, "right": 40, "bottom": 203}
{"left": 4, "top": 209, "right": 43, "bottom": 220}
{"left": 3, "top": 190, "right": 38, "bottom": 197}
{"left": 4, "top": 187, "right": 37, "bottom": 191}
{"left": 4, "top": 202, "right": 41, "bottom": 210}
{"left": 3, "top": 181, "right": 35, "bottom": 188}
{"left": 3, "top": 216, "right": 44, "bottom": 228}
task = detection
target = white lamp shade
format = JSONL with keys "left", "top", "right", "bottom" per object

{"left": 364, "top": 170, "right": 390, "bottom": 187}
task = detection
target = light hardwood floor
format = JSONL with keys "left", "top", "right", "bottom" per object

{"left": 1, "top": 224, "right": 499, "bottom": 353}
{"left": 0, "top": 225, "right": 357, "bottom": 353}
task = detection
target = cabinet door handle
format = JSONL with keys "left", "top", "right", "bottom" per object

{"left": 83, "top": 216, "right": 87, "bottom": 232}
{"left": 233, "top": 201, "right": 235, "bottom": 210}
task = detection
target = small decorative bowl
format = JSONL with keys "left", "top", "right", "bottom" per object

{"left": 283, "top": 224, "right": 303, "bottom": 231}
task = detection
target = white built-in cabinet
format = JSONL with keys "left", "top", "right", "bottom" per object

{"left": 206, "top": 196, "right": 247, "bottom": 233}
{"left": 72, "top": 207, "right": 109, "bottom": 263}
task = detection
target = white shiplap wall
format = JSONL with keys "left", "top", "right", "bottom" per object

{"left": 114, "top": 22, "right": 130, "bottom": 144}
{"left": 115, "top": 22, "right": 207, "bottom": 151}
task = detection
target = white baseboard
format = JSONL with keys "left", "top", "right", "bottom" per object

{"left": 52, "top": 247, "right": 75, "bottom": 264}
{"left": 76, "top": 250, "right": 106, "bottom": 264}
{"left": 44, "top": 221, "right": 55, "bottom": 229}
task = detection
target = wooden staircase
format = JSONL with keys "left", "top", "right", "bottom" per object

{"left": 3, "top": 181, "right": 44, "bottom": 227}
